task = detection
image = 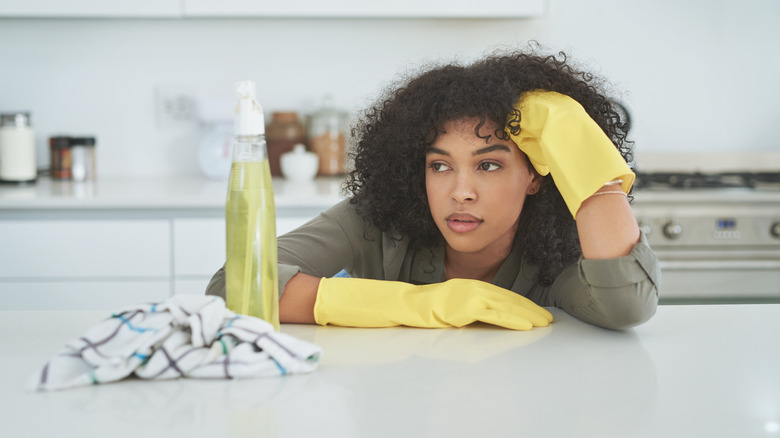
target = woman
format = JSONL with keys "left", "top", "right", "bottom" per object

{"left": 206, "top": 48, "right": 660, "bottom": 330}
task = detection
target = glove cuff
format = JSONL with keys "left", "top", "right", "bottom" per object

{"left": 313, "top": 277, "right": 331, "bottom": 326}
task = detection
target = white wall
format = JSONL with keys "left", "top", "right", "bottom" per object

{"left": 1, "top": 0, "right": 778, "bottom": 177}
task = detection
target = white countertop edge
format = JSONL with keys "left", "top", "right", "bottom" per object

{"left": 0, "top": 176, "right": 347, "bottom": 210}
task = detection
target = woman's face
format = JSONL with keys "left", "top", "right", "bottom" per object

{"left": 425, "top": 118, "right": 541, "bottom": 256}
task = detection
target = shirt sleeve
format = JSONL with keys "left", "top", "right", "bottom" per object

{"left": 276, "top": 199, "right": 370, "bottom": 290}
{"left": 542, "top": 232, "right": 661, "bottom": 330}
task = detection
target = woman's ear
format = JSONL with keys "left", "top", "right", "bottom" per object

{"left": 526, "top": 171, "right": 543, "bottom": 195}
{"left": 517, "top": 147, "right": 543, "bottom": 195}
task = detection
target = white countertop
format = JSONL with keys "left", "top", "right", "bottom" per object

{"left": 0, "top": 176, "right": 345, "bottom": 210}
{"left": 1, "top": 304, "right": 778, "bottom": 437}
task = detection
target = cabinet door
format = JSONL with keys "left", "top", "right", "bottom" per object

{"left": 0, "top": 0, "right": 180, "bottom": 17}
{"left": 173, "top": 218, "right": 225, "bottom": 278}
{"left": 0, "top": 281, "right": 170, "bottom": 311}
{"left": 0, "top": 220, "right": 170, "bottom": 278}
{"left": 173, "top": 217, "right": 312, "bottom": 277}
{"left": 174, "top": 279, "right": 210, "bottom": 296}
{"left": 184, "top": 0, "right": 545, "bottom": 18}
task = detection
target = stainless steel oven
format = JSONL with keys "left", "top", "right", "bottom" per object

{"left": 631, "top": 172, "right": 780, "bottom": 303}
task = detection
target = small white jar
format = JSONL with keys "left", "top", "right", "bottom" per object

{"left": 0, "top": 112, "right": 36, "bottom": 183}
{"left": 280, "top": 144, "right": 319, "bottom": 182}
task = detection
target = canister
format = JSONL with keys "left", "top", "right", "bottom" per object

{"left": 308, "top": 97, "right": 347, "bottom": 176}
{"left": 70, "top": 136, "right": 96, "bottom": 181}
{"left": 49, "top": 136, "right": 72, "bottom": 180}
{"left": 0, "top": 112, "right": 37, "bottom": 183}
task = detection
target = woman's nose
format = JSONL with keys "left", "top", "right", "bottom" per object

{"left": 451, "top": 172, "right": 477, "bottom": 203}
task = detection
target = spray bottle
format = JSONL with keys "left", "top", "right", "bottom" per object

{"left": 225, "top": 80, "right": 279, "bottom": 330}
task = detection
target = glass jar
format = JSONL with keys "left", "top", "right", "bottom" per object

{"left": 70, "top": 136, "right": 96, "bottom": 181}
{"left": 265, "top": 111, "right": 305, "bottom": 177}
{"left": 308, "top": 96, "right": 348, "bottom": 176}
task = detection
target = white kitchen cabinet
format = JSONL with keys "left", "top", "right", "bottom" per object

{"left": 0, "top": 214, "right": 320, "bottom": 310}
{"left": 0, "top": 0, "right": 181, "bottom": 17}
{"left": 174, "top": 279, "right": 213, "bottom": 296}
{"left": 173, "top": 218, "right": 226, "bottom": 278}
{"left": 0, "top": 213, "right": 322, "bottom": 310}
{"left": 0, "top": 176, "right": 342, "bottom": 310}
{"left": 172, "top": 216, "right": 313, "bottom": 294}
{"left": 0, "top": 220, "right": 170, "bottom": 278}
{"left": 173, "top": 216, "right": 311, "bottom": 277}
{"left": 183, "top": 0, "right": 546, "bottom": 18}
{"left": 0, "top": 219, "right": 171, "bottom": 310}
{"left": 0, "top": 281, "right": 170, "bottom": 311}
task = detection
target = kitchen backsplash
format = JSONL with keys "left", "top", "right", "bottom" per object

{"left": 1, "top": 0, "right": 778, "bottom": 177}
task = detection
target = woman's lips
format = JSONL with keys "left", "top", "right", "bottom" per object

{"left": 446, "top": 213, "right": 483, "bottom": 233}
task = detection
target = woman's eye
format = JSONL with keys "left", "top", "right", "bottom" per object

{"left": 429, "top": 162, "right": 450, "bottom": 172}
{"left": 478, "top": 162, "right": 501, "bottom": 171}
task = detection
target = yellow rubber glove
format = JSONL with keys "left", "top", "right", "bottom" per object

{"left": 314, "top": 277, "right": 553, "bottom": 331}
{"left": 505, "top": 90, "right": 635, "bottom": 218}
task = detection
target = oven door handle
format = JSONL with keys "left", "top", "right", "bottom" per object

{"left": 660, "top": 260, "right": 780, "bottom": 270}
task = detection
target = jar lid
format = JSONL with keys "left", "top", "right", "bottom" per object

{"left": 49, "top": 136, "right": 71, "bottom": 148}
{"left": 0, "top": 112, "right": 31, "bottom": 128}
{"left": 71, "top": 137, "right": 96, "bottom": 146}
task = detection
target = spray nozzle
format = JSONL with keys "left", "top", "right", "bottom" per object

{"left": 234, "top": 80, "right": 264, "bottom": 136}
{"left": 235, "top": 81, "right": 256, "bottom": 100}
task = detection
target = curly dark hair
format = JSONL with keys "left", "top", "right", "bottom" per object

{"left": 344, "top": 47, "right": 633, "bottom": 285}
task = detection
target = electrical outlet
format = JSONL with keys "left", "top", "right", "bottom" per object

{"left": 155, "top": 87, "right": 198, "bottom": 128}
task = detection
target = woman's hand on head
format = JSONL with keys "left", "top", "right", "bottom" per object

{"left": 505, "top": 90, "right": 634, "bottom": 219}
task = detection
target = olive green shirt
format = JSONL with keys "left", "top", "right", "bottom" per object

{"left": 207, "top": 199, "right": 661, "bottom": 330}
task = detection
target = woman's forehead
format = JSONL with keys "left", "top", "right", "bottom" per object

{"left": 443, "top": 116, "right": 499, "bottom": 129}
{"left": 439, "top": 117, "right": 511, "bottom": 143}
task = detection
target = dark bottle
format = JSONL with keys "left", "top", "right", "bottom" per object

{"left": 49, "top": 136, "right": 72, "bottom": 180}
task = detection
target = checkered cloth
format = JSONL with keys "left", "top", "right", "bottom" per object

{"left": 27, "top": 294, "right": 322, "bottom": 391}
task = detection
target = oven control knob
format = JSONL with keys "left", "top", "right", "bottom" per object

{"left": 771, "top": 222, "right": 780, "bottom": 239}
{"left": 638, "top": 221, "right": 652, "bottom": 236}
{"left": 662, "top": 222, "right": 683, "bottom": 240}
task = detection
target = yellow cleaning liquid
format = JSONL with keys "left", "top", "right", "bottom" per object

{"left": 225, "top": 160, "right": 279, "bottom": 330}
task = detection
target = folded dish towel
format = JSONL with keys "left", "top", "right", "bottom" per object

{"left": 27, "top": 294, "right": 322, "bottom": 391}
